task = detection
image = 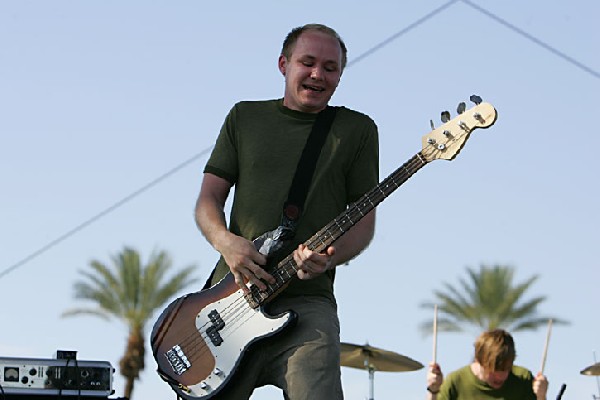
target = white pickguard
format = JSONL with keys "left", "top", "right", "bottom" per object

{"left": 188, "top": 288, "right": 292, "bottom": 397}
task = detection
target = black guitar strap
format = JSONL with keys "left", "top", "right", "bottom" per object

{"left": 252, "top": 105, "right": 338, "bottom": 257}
{"left": 203, "top": 106, "right": 338, "bottom": 289}
{"left": 282, "top": 105, "right": 338, "bottom": 233}
{"left": 254, "top": 106, "right": 338, "bottom": 256}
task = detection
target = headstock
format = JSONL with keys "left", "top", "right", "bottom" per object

{"left": 421, "top": 96, "right": 497, "bottom": 162}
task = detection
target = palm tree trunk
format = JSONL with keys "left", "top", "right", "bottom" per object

{"left": 119, "top": 329, "right": 145, "bottom": 399}
{"left": 124, "top": 376, "right": 135, "bottom": 399}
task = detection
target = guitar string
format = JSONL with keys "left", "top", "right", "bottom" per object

{"left": 173, "top": 257, "right": 301, "bottom": 364}
{"left": 168, "top": 150, "right": 434, "bottom": 370}
{"left": 166, "top": 150, "right": 434, "bottom": 367}
{"left": 168, "top": 258, "right": 298, "bottom": 353}
{"left": 164, "top": 143, "right": 439, "bottom": 372}
{"left": 167, "top": 261, "right": 299, "bottom": 365}
{"left": 169, "top": 132, "right": 455, "bottom": 352}
{"left": 162, "top": 157, "right": 440, "bottom": 387}
{"left": 162, "top": 134, "right": 466, "bottom": 378}
{"left": 165, "top": 204, "right": 390, "bottom": 367}
{"left": 167, "top": 241, "right": 304, "bottom": 355}
{"left": 158, "top": 116, "right": 494, "bottom": 393}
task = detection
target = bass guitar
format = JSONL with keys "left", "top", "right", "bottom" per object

{"left": 150, "top": 97, "right": 497, "bottom": 399}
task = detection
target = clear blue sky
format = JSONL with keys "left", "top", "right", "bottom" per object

{"left": 1, "top": 1, "right": 599, "bottom": 399}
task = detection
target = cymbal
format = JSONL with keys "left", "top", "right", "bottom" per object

{"left": 340, "top": 342, "right": 424, "bottom": 372}
{"left": 581, "top": 362, "right": 600, "bottom": 376}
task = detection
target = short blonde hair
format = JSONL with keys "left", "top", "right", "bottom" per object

{"left": 474, "top": 329, "right": 516, "bottom": 372}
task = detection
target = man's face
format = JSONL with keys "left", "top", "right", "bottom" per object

{"left": 278, "top": 30, "right": 343, "bottom": 113}
{"left": 483, "top": 368, "right": 510, "bottom": 389}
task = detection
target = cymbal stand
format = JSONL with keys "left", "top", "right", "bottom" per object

{"left": 594, "top": 351, "right": 600, "bottom": 400}
{"left": 364, "top": 356, "right": 375, "bottom": 400}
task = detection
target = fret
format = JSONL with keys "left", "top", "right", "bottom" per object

{"left": 333, "top": 219, "right": 346, "bottom": 233}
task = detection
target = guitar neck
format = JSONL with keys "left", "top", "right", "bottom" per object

{"left": 308, "top": 151, "right": 429, "bottom": 252}
{"left": 246, "top": 151, "right": 430, "bottom": 307}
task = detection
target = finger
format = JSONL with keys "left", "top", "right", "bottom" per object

{"left": 301, "top": 244, "right": 321, "bottom": 263}
{"left": 296, "top": 244, "right": 310, "bottom": 262}
{"left": 243, "top": 267, "right": 268, "bottom": 291}
{"left": 293, "top": 247, "right": 314, "bottom": 273}
{"left": 233, "top": 272, "right": 249, "bottom": 293}
{"left": 248, "top": 263, "right": 276, "bottom": 285}
{"left": 297, "top": 269, "right": 311, "bottom": 280}
{"left": 292, "top": 247, "right": 304, "bottom": 266}
{"left": 326, "top": 245, "right": 336, "bottom": 257}
{"left": 310, "top": 259, "right": 326, "bottom": 274}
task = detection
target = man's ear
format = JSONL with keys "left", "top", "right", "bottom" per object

{"left": 278, "top": 55, "right": 287, "bottom": 76}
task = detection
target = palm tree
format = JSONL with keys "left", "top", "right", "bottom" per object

{"left": 420, "top": 264, "right": 567, "bottom": 335}
{"left": 62, "top": 246, "right": 199, "bottom": 399}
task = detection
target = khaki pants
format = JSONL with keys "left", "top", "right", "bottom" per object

{"left": 212, "top": 295, "right": 343, "bottom": 400}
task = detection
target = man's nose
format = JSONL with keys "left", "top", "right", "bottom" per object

{"left": 310, "top": 66, "right": 323, "bottom": 79}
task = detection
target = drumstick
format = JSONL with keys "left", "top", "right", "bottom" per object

{"left": 432, "top": 304, "right": 438, "bottom": 363}
{"left": 540, "top": 319, "right": 553, "bottom": 374}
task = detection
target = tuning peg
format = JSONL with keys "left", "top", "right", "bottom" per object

{"left": 457, "top": 102, "right": 466, "bottom": 114}
{"left": 470, "top": 94, "right": 482, "bottom": 105}
{"left": 441, "top": 111, "right": 451, "bottom": 123}
{"left": 430, "top": 119, "right": 435, "bottom": 130}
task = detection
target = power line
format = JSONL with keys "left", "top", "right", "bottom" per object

{"left": 2, "top": 4, "right": 458, "bottom": 281}
{"left": 3, "top": 2, "right": 598, "bottom": 280}
{"left": 347, "top": 0, "right": 460, "bottom": 68}
{"left": 0, "top": 148, "right": 212, "bottom": 280}
{"left": 462, "top": 0, "right": 600, "bottom": 80}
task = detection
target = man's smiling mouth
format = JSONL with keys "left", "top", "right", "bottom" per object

{"left": 303, "top": 84, "right": 324, "bottom": 92}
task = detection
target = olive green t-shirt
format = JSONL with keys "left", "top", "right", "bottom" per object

{"left": 438, "top": 365, "right": 536, "bottom": 400}
{"left": 204, "top": 99, "right": 379, "bottom": 301}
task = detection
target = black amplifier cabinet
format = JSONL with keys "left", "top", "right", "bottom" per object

{"left": 0, "top": 356, "right": 114, "bottom": 397}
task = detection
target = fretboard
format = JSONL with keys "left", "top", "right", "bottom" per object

{"left": 246, "top": 151, "right": 429, "bottom": 308}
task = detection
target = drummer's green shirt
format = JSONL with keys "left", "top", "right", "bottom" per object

{"left": 438, "top": 365, "right": 536, "bottom": 400}
{"left": 204, "top": 99, "right": 379, "bottom": 302}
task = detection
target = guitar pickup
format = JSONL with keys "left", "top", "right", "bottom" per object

{"left": 206, "top": 326, "right": 224, "bottom": 346}
{"left": 208, "top": 310, "right": 225, "bottom": 329}
{"left": 206, "top": 310, "right": 225, "bottom": 346}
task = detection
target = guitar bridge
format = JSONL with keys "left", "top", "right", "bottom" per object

{"left": 165, "top": 344, "right": 191, "bottom": 375}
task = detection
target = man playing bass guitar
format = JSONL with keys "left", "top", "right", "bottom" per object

{"left": 194, "top": 23, "right": 379, "bottom": 399}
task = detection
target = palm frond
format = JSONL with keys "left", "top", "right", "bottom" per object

{"left": 420, "top": 264, "right": 568, "bottom": 335}
{"left": 63, "top": 245, "right": 199, "bottom": 396}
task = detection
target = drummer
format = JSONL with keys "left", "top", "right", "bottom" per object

{"left": 426, "top": 329, "right": 549, "bottom": 399}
